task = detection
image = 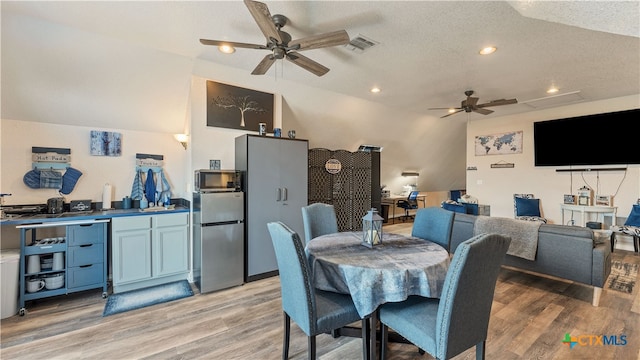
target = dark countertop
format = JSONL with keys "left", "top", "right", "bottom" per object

{"left": 0, "top": 206, "right": 190, "bottom": 226}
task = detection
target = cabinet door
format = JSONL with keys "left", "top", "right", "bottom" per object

{"left": 279, "top": 139, "right": 308, "bottom": 243}
{"left": 153, "top": 221, "right": 189, "bottom": 277}
{"left": 246, "top": 136, "right": 282, "bottom": 278}
{"left": 112, "top": 217, "right": 152, "bottom": 285}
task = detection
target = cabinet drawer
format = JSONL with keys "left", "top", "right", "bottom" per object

{"left": 113, "top": 216, "right": 151, "bottom": 231}
{"left": 68, "top": 244, "right": 104, "bottom": 267}
{"left": 67, "top": 264, "right": 104, "bottom": 288}
{"left": 153, "top": 213, "right": 188, "bottom": 228}
{"left": 67, "top": 223, "right": 105, "bottom": 246}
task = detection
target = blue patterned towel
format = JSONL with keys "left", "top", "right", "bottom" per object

{"left": 131, "top": 170, "right": 144, "bottom": 200}
{"left": 145, "top": 169, "right": 156, "bottom": 205}
{"left": 39, "top": 170, "right": 62, "bottom": 189}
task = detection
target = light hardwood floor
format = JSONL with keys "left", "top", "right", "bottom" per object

{"left": 1, "top": 222, "right": 639, "bottom": 360}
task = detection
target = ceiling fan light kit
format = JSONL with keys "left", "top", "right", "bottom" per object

{"left": 200, "top": 0, "right": 350, "bottom": 77}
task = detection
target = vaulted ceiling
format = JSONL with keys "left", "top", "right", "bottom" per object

{"left": 2, "top": 1, "right": 639, "bottom": 124}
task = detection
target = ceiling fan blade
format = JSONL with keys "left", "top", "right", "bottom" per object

{"left": 441, "top": 109, "right": 464, "bottom": 118}
{"left": 429, "top": 107, "right": 461, "bottom": 110}
{"left": 477, "top": 98, "right": 518, "bottom": 108}
{"left": 473, "top": 108, "right": 494, "bottom": 115}
{"left": 251, "top": 54, "right": 276, "bottom": 75}
{"left": 200, "top": 39, "right": 268, "bottom": 50}
{"left": 244, "top": 0, "right": 282, "bottom": 43}
{"left": 286, "top": 52, "right": 330, "bottom": 76}
{"left": 289, "top": 30, "right": 350, "bottom": 51}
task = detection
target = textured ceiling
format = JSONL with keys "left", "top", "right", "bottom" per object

{"left": 2, "top": 1, "right": 639, "bottom": 120}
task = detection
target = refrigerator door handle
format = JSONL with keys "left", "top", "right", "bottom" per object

{"left": 282, "top": 187, "right": 288, "bottom": 201}
{"left": 276, "top": 188, "right": 281, "bottom": 202}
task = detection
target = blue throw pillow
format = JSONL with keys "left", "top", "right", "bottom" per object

{"left": 624, "top": 204, "right": 640, "bottom": 227}
{"left": 515, "top": 197, "right": 541, "bottom": 217}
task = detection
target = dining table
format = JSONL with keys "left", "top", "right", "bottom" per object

{"left": 305, "top": 231, "right": 450, "bottom": 359}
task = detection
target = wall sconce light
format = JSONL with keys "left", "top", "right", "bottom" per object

{"left": 174, "top": 134, "right": 189, "bottom": 150}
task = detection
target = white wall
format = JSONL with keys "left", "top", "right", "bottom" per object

{"left": 0, "top": 119, "right": 188, "bottom": 206}
{"left": 466, "top": 94, "right": 640, "bottom": 249}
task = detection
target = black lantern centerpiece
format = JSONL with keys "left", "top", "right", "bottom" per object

{"left": 362, "top": 208, "right": 383, "bottom": 248}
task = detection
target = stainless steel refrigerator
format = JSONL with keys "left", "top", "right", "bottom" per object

{"left": 193, "top": 191, "right": 244, "bottom": 293}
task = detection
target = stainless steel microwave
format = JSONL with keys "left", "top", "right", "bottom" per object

{"left": 194, "top": 170, "right": 241, "bottom": 192}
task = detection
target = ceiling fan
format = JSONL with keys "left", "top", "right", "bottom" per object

{"left": 429, "top": 90, "right": 518, "bottom": 118}
{"left": 200, "top": 0, "right": 350, "bottom": 77}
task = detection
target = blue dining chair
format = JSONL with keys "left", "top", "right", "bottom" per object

{"left": 266, "top": 221, "right": 369, "bottom": 360}
{"left": 411, "top": 207, "right": 455, "bottom": 251}
{"left": 379, "top": 233, "right": 511, "bottom": 360}
{"left": 301, "top": 203, "right": 339, "bottom": 243}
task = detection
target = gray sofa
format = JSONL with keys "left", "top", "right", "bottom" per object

{"left": 448, "top": 213, "right": 612, "bottom": 306}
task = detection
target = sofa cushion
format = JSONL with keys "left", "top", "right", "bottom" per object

{"left": 515, "top": 197, "right": 541, "bottom": 217}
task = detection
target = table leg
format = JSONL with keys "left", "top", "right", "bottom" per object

{"left": 370, "top": 310, "right": 378, "bottom": 360}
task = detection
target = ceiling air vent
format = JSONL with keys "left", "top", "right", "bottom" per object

{"left": 346, "top": 34, "right": 379, "bottom": 53}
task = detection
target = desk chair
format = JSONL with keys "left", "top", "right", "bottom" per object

{"left": 397, "top": 191, "right": 419, "bottom": 222}
{"left": 267, "top": 222, "right": 369, "bottom": 360}
{"left": 379, "top": 233, "right": 511, "bottom": 360}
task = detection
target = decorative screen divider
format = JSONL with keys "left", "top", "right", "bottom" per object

{"left": 308, "top": 148, "right": 372, "bottom": 232}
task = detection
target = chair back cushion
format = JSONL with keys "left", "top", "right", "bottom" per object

{"left": 436, "top": 233, "right": 511, "bottom": 359}
{"left": 267, "top": 222, "right": 315, "bottom": 335}
{"left": 301, "top": 203, "right": 339, "bottom": 242}
{"left": 514, "top": 194, "right": 541, "bottom": 217}
{"left": 411, "top": 207, "right": 455, "bottom": 250}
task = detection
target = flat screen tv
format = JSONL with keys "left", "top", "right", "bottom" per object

{"left": 533, "top": 108, "right": 640, "bottom": 167}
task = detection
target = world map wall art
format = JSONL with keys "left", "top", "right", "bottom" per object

{"left": 474, "top": 131, "right": 523, "bottom": 156}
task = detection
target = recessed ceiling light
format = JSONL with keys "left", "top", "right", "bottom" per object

{"left": 370, "top": 87, "right": 381, "bottom": 93}
{"left": 448, "top": 108, "right": 456, "bottom": 114}
{"left": 546, "top": 87, "right": 559, "bottom": 94}
{"left": 479, "top": 46, "right": 497, "bottom": 55}
{"left": 218, "top": 44, "right": 235, "bottom": 54}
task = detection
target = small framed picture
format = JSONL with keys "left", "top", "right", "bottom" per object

{"left": 209, "top": 160, "right": 221, "bottom": 170}
{"left": 595, "top": 195, "right": 613, "bottom": 206}
{"left": 578, "top": 195, "right": 590, "bottom": 206}
{"left": 563, "top": 195, "right": 576, "bottom": 205}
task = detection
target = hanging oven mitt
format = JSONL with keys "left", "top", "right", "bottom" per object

{"left": 60, "top": 167, "right": 83, "bottom": 195}
{"left": 144, "top": 169, "right": 156, "bottom": 206}
{"left": 23, "top": 169, "right": 41, "bottom": 189}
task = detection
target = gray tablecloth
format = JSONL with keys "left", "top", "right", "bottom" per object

{"left": 305, "top": 232, "right": 450, "bottom": 317}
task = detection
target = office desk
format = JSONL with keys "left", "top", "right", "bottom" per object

{"left": 382, "top": 194, "right": 427, "bottom": 222}
{"left": 306, "top": 231, "right": 449, "bottom": 359}
{"left": 560, "top": 204, "right": 617, "bottom": 227}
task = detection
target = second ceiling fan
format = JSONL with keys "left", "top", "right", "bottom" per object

{"left": 200, "top": 0, "right": 350, "bottom": 77}
{"left": 430, "top": 90, "right": 518, "bottom": 118}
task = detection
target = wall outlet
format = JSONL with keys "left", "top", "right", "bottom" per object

{"left": 476, "top": 179, "right": 483, "bottom": 185}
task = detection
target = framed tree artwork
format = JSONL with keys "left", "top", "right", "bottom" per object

{"left": 206, "top": 80, "right": 274, "bottom": 132}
